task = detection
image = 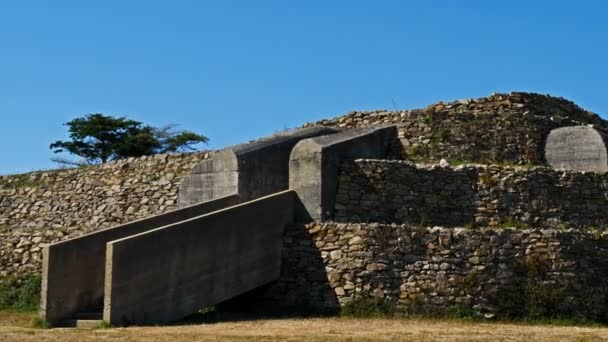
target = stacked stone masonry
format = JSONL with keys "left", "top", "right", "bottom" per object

{"left": 2, "top": 91, "right": 608, "bottom": 320}
{"left": 259, "top": 223, "right": 608, "bottom": 319}
{"left": 334, "top": 159, "right": 608, "bottom": 229}
{"left": 0, "top": 151, "right": 212, "bottom": 277}
{"left": 305, "top": 92, "right": 608, "bottom": 165}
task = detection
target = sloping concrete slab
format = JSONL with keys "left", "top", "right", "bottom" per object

{"left": 41, "top": 195, "right": 238, "bottom": 326}
{"left": 103, "top": 191, "right": 295, "bottom": 326}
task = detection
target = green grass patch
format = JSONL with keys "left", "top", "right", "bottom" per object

{"left": 445, "top": 305, "right": 477, "bottom": 321}
{"left": 446, "top": 156, "right": 466, "bottom": 166}
{"left": 340, "top": 296, "right": 395, "bottom": 318}
{"left": 497, "top": 216, "right": 530, "bottom": 229}
{"left": 0, "top": 174, "right": 48, "bottom": 189}
{"left": 95, "top": 320, "right": 112, "bottom": 329}
{"left": 32, "top": 316, "right": 50, "bottom": 329}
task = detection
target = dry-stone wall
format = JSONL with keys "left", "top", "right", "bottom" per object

{"left": 334, "top": 159, "right": 608, "bottom": 228}
{"left": 0, "top": 151, "right": 212, "bottom": 277}
{"left": 257, "top": 222, "right": 608, "bottom": 320}
{"left": 304, "top": 92, "right": 607, "bottom": 165}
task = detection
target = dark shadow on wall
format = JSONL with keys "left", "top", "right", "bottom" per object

{"left": 333, "top": 162, "right": 478, "bottom": 226}
{"left": 386, "top": 129, "right": 406, "bottom": 161}
{"left": 557, "top": 232, "right": 608, "bottom": 321}
{"left": 206, "top": 223, "right": 339, "bottom": 319}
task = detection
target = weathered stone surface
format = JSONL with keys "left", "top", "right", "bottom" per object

{"left": 333, "top": 159, "right": 608, "bottom": 228}
{"left": 0, "top": 152, "right": 212, "bottom": 277}
{"left": 179, "top": 127, "right": 339, "bottom": 207}
{"left": 253, "top": 223, "right": 608, "bottom": 320}
{"left": 545, "top": 126, "right": 608, "bottom": 172}
{"left": 304, "top": 92, "right": 608, "bottom": 165}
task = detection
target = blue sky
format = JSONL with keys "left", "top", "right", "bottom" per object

{"left": 0, "top": 1, "right": 606, "bottom": 175}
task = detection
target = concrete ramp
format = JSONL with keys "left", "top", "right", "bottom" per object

{"left": 41, "top": 191, "right": 295, "bottom": 327}
{"left": 41, "top": 195, "right": 239, "bottom": 326}
{"left": 103, "top": 190, "right": 295, "bottom": 325}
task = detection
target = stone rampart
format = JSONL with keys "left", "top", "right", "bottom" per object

{"left": 334, "top": 159, "right": 608, "bottom": 228}
{"left": 255, "top": 222, "right": 608, "bottom": 320}
{"left": 0, "top": 151, "right": 212, "bottom": 277}
{"left": 305, "top": 92, "right": 608, "bottom": 165}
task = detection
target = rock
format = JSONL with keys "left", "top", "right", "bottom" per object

{"left": 330, "top": 250, "right": 342, "bottom": 260}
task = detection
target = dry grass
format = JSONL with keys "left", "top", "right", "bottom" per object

{"left": 1, "top": 312, "right": 608, "bottom": 342}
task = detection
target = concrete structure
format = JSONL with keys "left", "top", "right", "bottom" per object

{"left": 545, "top": 126, "right": 608, "bottom": 172}
{"left": 103, "top": 190, "right": 295, "bottom": 325}
{"left": 289, "top": 126, "right": 397, "bottom": 222}
{"left": 179, "top": 127, "right": 339, "bottom": 206}
{"left": 41, "top": 195, "right": 238, "bottom": 326}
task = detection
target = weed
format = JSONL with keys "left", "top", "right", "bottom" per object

{"left": 32, "top": 317, "right": 50, "bottom": 329}
{"left": 0, "top": 275, "right": 41, "bottom": 311}
{"left": 524, "top": 254, "right": 548, "bottom": 278}
{"left": 445, "top": 305, "right": 477, "bottom": 320}
{"left": 0, "top": 174, "right": 48, "bottom": 189}
{"left": 585, "top": 226, "right": 604, "bottom": 240}
{"left": 340, "top": 296, "right": 395, "bottom": 318}
{"left": 446, "top": 156, "right": 466, "bottom": 166}
{"left": 525, "top": 283, "right": 565, "bottom": 319}
{"left": 497, "top": 216, "right": 530, "bottom": 229}
{"left": 461, "top": 271, "right": 480, "bottom": 293}
{"left": 478, "top": 173, "right": 498, "bottom": 187}
{"left": 430, "top": 127, "right": 450, "bottom": 144}
{"left": 95, "top": 320, "right": 112, "bottom": 329}
{"left": 462, "top": 222, "right": 478, "bottom": 230}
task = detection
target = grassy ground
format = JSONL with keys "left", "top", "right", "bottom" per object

{"left": 2, "top": 311, "right": 608, "bottom": 342}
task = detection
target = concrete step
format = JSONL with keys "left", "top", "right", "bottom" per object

{"left": 60, "top": 311, "right": 104, "bottom": 328}
{"left": 61, "top": 319, "right": 103, "bottom": 328}
{"left": 73, "top": 311, "right": 103, "bottom": 320}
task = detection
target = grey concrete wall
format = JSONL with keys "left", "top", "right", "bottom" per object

{"left": 179, "top": 127, "right": 339, "bottom": 206}
{"left": 40, "top": 195, "right": 238, "bottom": 326}
{"left": 545, "top": 126, "right": 608, "bottom": 172}
{"left": 289, "top": 126, "right": 397, "bottom": 222}
{"left": 103, "top": 190, "right": 295, "bottom": 326}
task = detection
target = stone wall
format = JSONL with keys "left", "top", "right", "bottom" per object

{"left": 0, "top": 151, "right": 212, "bottom": 277}
{"left": 258, "top": 222, "right": 608, "bottom": 320}
{"left": 304, "top": 92, "right": 607, "bottom": 165}
{"left": 334, "top": 159, "right": 608, "bottom": 228}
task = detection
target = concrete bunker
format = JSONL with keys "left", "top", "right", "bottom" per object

{"left": 179, "top": 126, "right": 339, "bottom": 206}
{"left": 545, "top": 126, "right": 608, "bottom": 173}
{"left": 289, "top": 125, "right": 398, "bottom": 222}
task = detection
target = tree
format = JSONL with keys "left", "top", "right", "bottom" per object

{"left": 50, "top": 114, "right": 208, "bottom": 165}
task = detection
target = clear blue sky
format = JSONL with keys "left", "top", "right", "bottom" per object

{"left": 1, "top": 1, "right": 606, "bottom": 175}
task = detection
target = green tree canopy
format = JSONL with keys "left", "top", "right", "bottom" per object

{"left": 50, "top": 114, "right": 209, "bottom": 164}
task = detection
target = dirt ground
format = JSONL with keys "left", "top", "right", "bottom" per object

{"left": 1, "top": 311, "right": 608, "bottom": 342}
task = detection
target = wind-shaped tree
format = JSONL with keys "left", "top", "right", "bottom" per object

{"left": 50, "top": 114, "right": 208, "bottom": 165}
